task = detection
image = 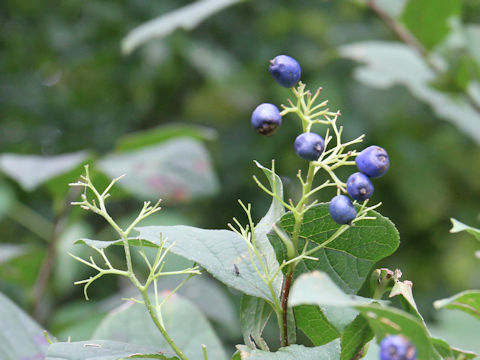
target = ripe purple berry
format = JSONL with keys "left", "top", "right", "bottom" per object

{"left": 269, "top": 55, "right": 301, "bottom": 88}
{"left": 347, "top": 172, "right": 374, "bottom": 201}
{"left": 356, "top": 145, "right": 390, "bottom": 178}
{"left": 294, "top": 133, "right": 325, "bottom": 161}
{"left": 380, "top": 335, "right": 417, "bottom": 360}
{"left": 329, "top": 195, "right": 357, "bottom": 225}
{"left": 251, "top": 103, "right": 282, "bottom": 136}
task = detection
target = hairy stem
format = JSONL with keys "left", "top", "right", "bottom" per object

{"left": 281, "top": 269, "right": 294, "bottom": 347}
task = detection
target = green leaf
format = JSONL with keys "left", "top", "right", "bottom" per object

{"left": 340, "top": 41, "right": 480, "bottom": 144}
{"left": 235, "top": 339, "right": 341, "bottom": 359}
{"left": 115, "top": 124, "right": 217, "bottom": 152}
{"left": 290, "top": 271, "right": 364, "bottom": 307}
{"left": 356, "top": 304, "right": 438, "bottom": 360}
{"left": 270, "top": 203, "right": 399, "bottom": 293}
{"left": 434, "top": 290, "right": 480, "bottom": 320}
{"left": 136, "top": 225, "right": 277, "bottom": 301}
{"left": 340, "top": 315, "right": 373, "bottom": 360}
{"left": 97, "top": 138, "right": 219, "bottom": 204}
{"left": 0, "top": 151, "right": 89, "bottom": 191}
{"left": 46, "top": 340, "right": 178, "bottom": 360}
{"left": 0, "top": 244, "right": 27, "bottom": 264}
{"left": 401, "top": 0, "right": 461, "bottom": 49}
{"left": 430, "top": 337, "right": 477, "bottom": 360}
{"left": 55, "top": 222, "right": 94, "bottom": 295}
{"left": 93, "top": 295, "right": 227, "bottom": 360}
{"left": 389, "top": 277, "right": 425, "bottom": 324}
{"left": 0, "top": 292, "right": 49, "bottom": 360}
{"left": 240, "top": 295, "right": 272, "bottom": 350}
{"left": 294, "top": 305, "right": 340, "bottom": 346}
{"left": 289, "top": 271, "right": 376, "bottom": 338}
{"left": 253, "top": 160, "right": 285, "bottom": 294}
{"left": 450, "top": 218, "right": 480, "bottom": 242}
{"left": 122, "top": 0, "right": 245, "bottom": 54}
{"left": 74, "top": 238, "right": 159, "bottom": 249}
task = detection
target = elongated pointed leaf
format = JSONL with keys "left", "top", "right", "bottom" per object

{"left": 253, "top": 160, "right": 285, "bottom": 293}
{"left": 0, "top": 151, "right": 88, "bottom": 191}
{"left": 235, "top": 339, "right": 341, "bottom": 360}
{"left": 270, "top": 203, "right": 399, "bottom": 293}
{"left": 122, "top": 0, "right": 244, "bottom": 54}
{"left": 434, "top": 290, "right": 480, "bottom": 320}
{"left": 0, "top": 292, "right": 49, "bottom": 360}
{"left": 450, "top": 218, "right": 480, "bottom": 242}
{"left": 240, "top": 295, "right": 272, "bottom": 350}
{"left": 136, "top": 225, "right": 276, "bottom": 301}
{"left": 46, "top": 340, "right": 178, "bottom": 360}
{"left": 93, "top": 295, "right": 227, "bottom": 360}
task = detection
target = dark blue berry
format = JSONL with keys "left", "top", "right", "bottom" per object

{"left": 356, "top": 145, "right": 390, "bottom": 178}
{"left": 269, "top": 55, "right": 301, "bottom": 88}
{"left": 347, "top": 172, "right": 374, "bottom": 201}
{"left": 251, "top": 103, "right": 282, "bottom": 136}
{"left": 329, "top": 195, "right": 357, "bottom": 225}
{"left": 294, "top": 133, "right": 325, "bottom": 161}
{"left": 380, "top": 335, "right": 416, "bottom": 360}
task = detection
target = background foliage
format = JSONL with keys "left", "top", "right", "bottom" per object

{"left": 1, "top": 0, "right": 480, "bottom": 358}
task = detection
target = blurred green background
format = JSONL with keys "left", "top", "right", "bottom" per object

{"left": 1, "top": 0, "right": 480, "bottom": 356}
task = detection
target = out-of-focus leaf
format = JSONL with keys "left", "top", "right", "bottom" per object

{"left": 450, "top": 218, "right": 480, "bottom": 242}
{"left": 54, "top": 222, "right": 94, "bottom": 295}
{"left": 93, "top": 295, "right": 227, "bottom": 360}
{"left": 46, "top": 340, "right": 178, "bottom": 360}
{"left": 0, "top": 244, "right": 27, "bottom": 264}
{"left": 434, "top": 290, "right": 480, "bottom": 320}
{"left": 0, "top": 246, "right": 45, "bottom": 288}
{"left": 235, "top": 340, "right": 341, "bottom": 360}
{"left": 0, "top": 181, "right": 15, "bottom": 219}
{"left": 97, "top": 138, "right": 219, "bottom": 204}
{"left": 0, "top": 151, "right": 89, "bottom": 191}
{"left": 269, "top": 204, "right": 399, "bottom": 293}
{"left": 240, "top": 295, "right": 272, "bottom": 350}
{"left": 115, "top": 124, "right": 217, "bottom": 152}
{"left": 401, "top": 0, "right": 461, "bottom": 49}
{"left": 0, "top": 292, "right": 49, "bottom": 360}
{"left": 122, "top": 0, "right": 245, "bottom": 55}
{"left": 340, "top": 41, "right": 480, "bottom": 144}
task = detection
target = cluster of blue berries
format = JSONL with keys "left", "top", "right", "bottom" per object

{"left": 251, "top": 54, "right": 390, "bottom": 226}
{"left": 380, "top": 335, "right": 417, "bottom": 360}
{"left": 330, "top": 145, "right": 389, "bottom": 225}
{"left": 251, "top": 55, "right": 301, "bottom": 136}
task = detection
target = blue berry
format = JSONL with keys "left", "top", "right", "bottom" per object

{"left": 269, "top": 55, "right": 301, "bottom": 88}
{"left": 251, "top": 103, "right": 282, "bottom": 136}
{"left": 380, "top": 335, "right": 416, "bottom": 360}
{"left": 347, "top": 172, "right": 374, "bottom": 201}
{"left": 294, "top": 133, "right": 325, "bottom": 161}
{"left": 329, "top": 195, "right": 357, "bottom": 225}
{"left": 356, "top": 145, "right": 390, "bottom": 178}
